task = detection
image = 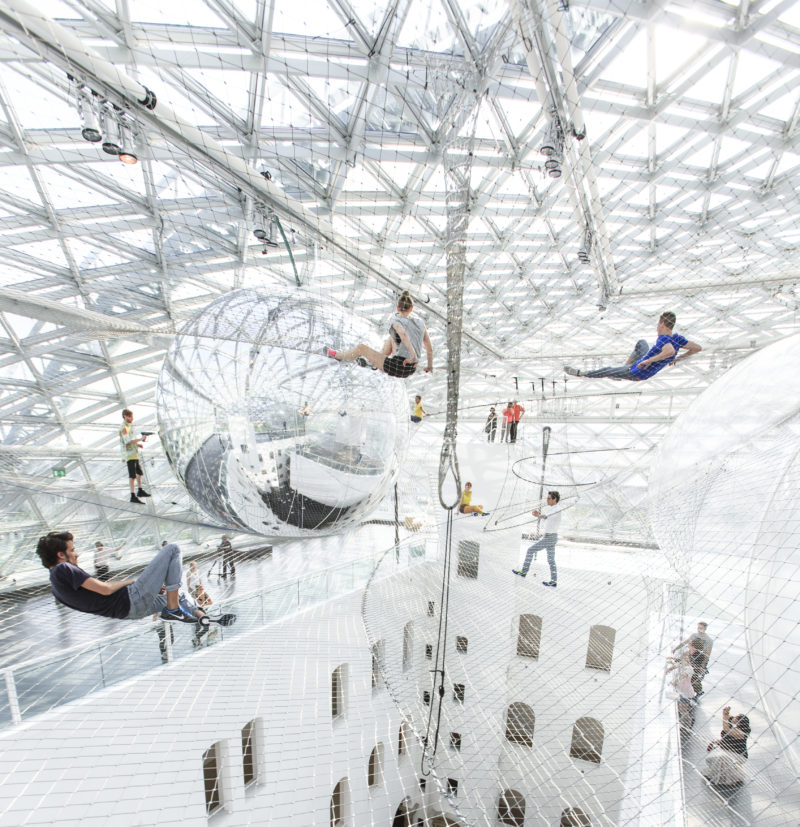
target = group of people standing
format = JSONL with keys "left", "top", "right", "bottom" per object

{"left": 485, "top": 401, "right": 525, "bottom": 443}
{"left": 667, "top": 623, "right": 751, "bottom": 787}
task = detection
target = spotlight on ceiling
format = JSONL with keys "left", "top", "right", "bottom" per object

{"left": 540, "top": 116, "right": 564, "bottom": 178}
{"left": 252, "top": 205, "right": 279, "bottom": 247}
{"left": 578, "top": 226, "right": 593, "bottom": 262}
{"left": 100, "top": 104, "right": 122, "bottom": 156}
{"left": 118, "top": 117, "right": 138, "bottom": 165}
{"left": 77, "top": 86, "right": 101, "bottom": 143}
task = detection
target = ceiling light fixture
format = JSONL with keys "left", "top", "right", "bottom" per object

{"left": 253, "top": 204, "right": 279, "bottom": 248}
{"left": 540, "top": 114, "right": 564, "bottom": 179}
{"left": 117, "top": 116, "right": 138, "bottom": 165}
{"left": 100, "top": 103, "right": 122, "bottom": 156}
{"left": 578, "top": 226, "right": 593, "bottom": 262}
{"left": 77, "top": 86, "right": 101, "bottom": 143}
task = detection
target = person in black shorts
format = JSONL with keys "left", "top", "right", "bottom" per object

{"left": 120, "top": 408, "right": 151, "bottom": 504}
{"left": 325, "top": 291, "right": 433, "bottom": 379}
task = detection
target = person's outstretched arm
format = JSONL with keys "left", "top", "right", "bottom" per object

{"left": 423, "top": 330, "right": 433, "bottom": 373}
{"left": 81, "top": 576, "right": 135, "bottom": 596}
{"left": 673, "top": 341, "right": 702, "bottom": 364}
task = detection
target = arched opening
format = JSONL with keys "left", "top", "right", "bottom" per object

{"left": 516, "top": 614, "right": 542, "bottom": 659}
{"left": 505, "top": 702, "right": 535, "bottom": 747}
{"left": 585, "top": 625, "right": 615, "bottom": 671}
{"left": 392, "top": 796, "right": 414, "bottom": 827}
{"left": 498, "top": 788, "right": 526, "bottom": 826}
{"left": 331, "top": 663, "right": 348, "bottom": 719}
{"left": 560, "top": 807, "right": 591, "bottom": 826}
{"left": 398, "top": 720, "right": 412, "bottom": 756}
{"left": 570, "top": 717, "right": 604, "bottom": 763}
{"left": 330, "top": 777, "right": 350, "bottom": 826}
{"left": 368, "top": 742, "right": 384, "bottom": 787}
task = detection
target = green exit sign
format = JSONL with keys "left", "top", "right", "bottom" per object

{"left": 52, "top": 468, "right": 66, "bottom": 478}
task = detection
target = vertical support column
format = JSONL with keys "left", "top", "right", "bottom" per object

{"left": 4, "top": 669, "right": 21, "bottom": 725}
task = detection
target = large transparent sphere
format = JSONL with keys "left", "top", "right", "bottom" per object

{"left": 649, "top": 334, "right": 800, "bottom": 768}
{"left": 156, "top": 289, "right": 409, "bottom": 537}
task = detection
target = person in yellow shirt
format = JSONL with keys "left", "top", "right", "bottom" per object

{"left": 410, "top": 395, "right": 427, "bottom": 423}
{"left": 458, "top": 482, "right": 488, "bottom": 516}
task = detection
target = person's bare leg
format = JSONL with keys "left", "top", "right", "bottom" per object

{"left": 165, "top": 588, "right": 179, "bottom": 610}
{"left": 463, "top": 505, "right": 484, "bottom": 514}
{"left": 335, "top": 343, "right": 387, "bottom": 371}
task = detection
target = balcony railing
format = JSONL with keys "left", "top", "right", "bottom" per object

{"left": 0, "top": 538, "right": 434, "bottom": 729}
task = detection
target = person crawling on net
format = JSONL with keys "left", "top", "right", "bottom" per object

{"left": 36, "top": 531, "right": 234, "bottom": 626}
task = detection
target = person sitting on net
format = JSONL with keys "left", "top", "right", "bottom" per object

{"left": 187, "top": 560, "right": 213, "bottom": 608}
{"left": 458, "top": 482, "right": 489, "bottom": 516}
{"left": 325, "top": 291, "right": 433, "bottom": 379}
{"left": 564, "top": 312, "right": 701, "bottom": 380}
{"left": 410, "top": 395, "right": 427, "bottom": 423}
{"left": 703, "top": 706, "right": 751, "bottom": 786}
{"left": 37, "top": 531, "right": 208, "bottom": 624}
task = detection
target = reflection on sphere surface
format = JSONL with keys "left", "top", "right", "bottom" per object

{"left": 156, "top": 289, "right": 409, "bottom": 536}
{"left": 649, "top": 334, "right": 800, "bottom": 768}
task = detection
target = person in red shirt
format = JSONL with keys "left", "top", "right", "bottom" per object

{"left": 509, "top": 400, "right": 525, "bottom": 443}
{"left": 501, "top": 403, "right": 513, "bottom": 443}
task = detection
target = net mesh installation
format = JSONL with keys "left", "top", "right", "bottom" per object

{"left": 0, "top": 0, "right": 799, "bottom": 824}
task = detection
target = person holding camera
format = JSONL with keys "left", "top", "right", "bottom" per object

{"left": 703, "top": 706, "right": 750, "bottom": 786}
{"left": 120, "top": 408, "right": 151, "bottom": 504}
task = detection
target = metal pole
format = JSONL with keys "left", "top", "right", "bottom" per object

{"left": 4, "top": 669, "right": 21, "bottom": 725}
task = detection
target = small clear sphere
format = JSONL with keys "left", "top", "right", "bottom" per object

{"left": 156, "top": 288, "right": 409, "bottom": 537}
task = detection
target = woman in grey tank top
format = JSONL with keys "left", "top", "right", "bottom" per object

{"left": 324, "top": 291, "right": 433, "bottom": 379}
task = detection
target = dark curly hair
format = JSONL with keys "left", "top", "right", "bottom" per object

{"left": 36, "top": 531, "right": 73, "bottom": 568}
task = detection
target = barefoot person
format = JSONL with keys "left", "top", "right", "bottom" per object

{"left": 458, "top": 482, "right": 488, "bottom": 516}
{"left": 326, "top": 291, "right": 433, "bottom": 379}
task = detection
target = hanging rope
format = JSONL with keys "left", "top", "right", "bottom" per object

{"left": 422, "top": 64, "right": 483, "bottom": 774}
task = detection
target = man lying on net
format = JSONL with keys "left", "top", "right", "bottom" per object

{"left": 36, "top": 531, "right": 233, "bottom": 626}
{"left": 564, "top": 311, "right": 701, "bottom": 380}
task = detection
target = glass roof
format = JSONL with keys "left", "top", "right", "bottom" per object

{"left": 0, "top": 0, "right": 799, "bottom": 574}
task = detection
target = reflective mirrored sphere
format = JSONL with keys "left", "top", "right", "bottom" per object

{"left": 156, "top": 288, "right": 409, "bottom": 536}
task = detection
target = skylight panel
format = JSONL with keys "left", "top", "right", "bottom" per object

{"left": 396, "top": 0, "right": 459, "bottom": 52}
{"left": 0, "top": 67, "right": 75, "bottom": 132}
{"left": 0, "top": 167, "right": 45, "bottom": 208}
{"left": 32, "top": 0, "right": 81, "bottom": 19}
{"left": 349, "top": 0, "right": 393, "bottom": 34}
{"left": 730, "top": 51, "right": 785, "bottom": 103}
{"left": 181, "top": 68, "right": 253, "bottom": 121}
{"left": 36, "top": 168, "right": 118, "bottom": 209}
{"left": 69, "top": 240, "right": 133, "bottom": 269}
{"left": 596, "top": 26, "right": 646, "bottom": 87}
{"left": 126, "top": 0, "right": 228, "bottom": 26}
{"left": 777, "top": 1, "right": 800, "bottom": 28}
{"left": 272, "top": 0, "right": 352, "bottom": 39}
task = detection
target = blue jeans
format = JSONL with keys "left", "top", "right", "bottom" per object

{"left": 584, "top": 340, "right": 648, "bottom": 379}
{"left": 127, "top": 543, "right": 185, "bottom": 619}
{"left": 521, "top": 533, "right": 558, "bottom": 581}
